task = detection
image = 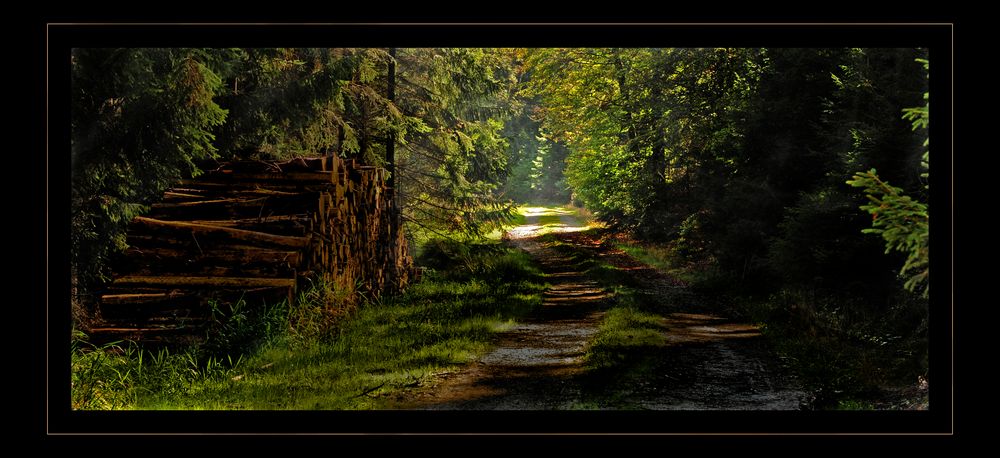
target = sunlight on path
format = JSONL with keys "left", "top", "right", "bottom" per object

{"left": 509, "top": 206, "right": 590, "bottom": 239}
{"left": 389, "top": 206, "right": 609, "bottom": 410}
{"left": 521, "top": 206, "right": 573, "bottom": 217}
{"left": 392, "top": 203, "right": 805, "bottom": 411}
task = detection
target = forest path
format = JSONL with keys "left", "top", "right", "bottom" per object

{"left": 387, "top": 207, "right": 807, "bottom": 410}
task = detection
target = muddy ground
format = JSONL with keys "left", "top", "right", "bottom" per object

{"left": 386, "top": 210, "right": 809, "bottom": 410}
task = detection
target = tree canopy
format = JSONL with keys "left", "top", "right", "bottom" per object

{"left": 524, "top": 47, "right": 928, "bottom": 298}
{"left": 72, "top": 46, "right": 930, "bottom": 308}
{"left": 69, "top": 45, "right": 934, "bottom": 413}
{"left": 71, "top": 47, "right": 520, "bottom": 290}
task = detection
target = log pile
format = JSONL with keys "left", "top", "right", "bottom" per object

{"left": 87, "top": 155, "right": 413, "bottom": 348}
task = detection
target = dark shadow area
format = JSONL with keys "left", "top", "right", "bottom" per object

{"left": 391, "top": 214, "right": 806, "bottom": 411}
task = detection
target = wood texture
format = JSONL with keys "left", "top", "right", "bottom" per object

{"left": 88, "top": 155, "right": 414, "bottom": 348}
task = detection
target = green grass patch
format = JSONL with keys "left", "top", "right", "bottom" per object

{"left": 836, "top": 399, "right": 876, "bottom": 410}
{"left": 72, "top": 240, "right": 547, "bottom": 410}
{"left": 616, "top": 242, "right": 698, "bottom": 284}
{"left": 537, "top": 228, "right": 673, "bottom": 407}
{"left": 592, "top": 230, "right": 926, "bottom": 409}
{"left": 511, "top": 210, "right": 527, "bottom": 227}
{"left": 585, "top": 305, "right": 666, "bottom": 370}
{"left": 536, "top": 214, "right": 562, "bottom": 227}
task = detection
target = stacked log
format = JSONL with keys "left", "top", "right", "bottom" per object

{"left": 87, "top": 155, "right": 413, "bottom": 348}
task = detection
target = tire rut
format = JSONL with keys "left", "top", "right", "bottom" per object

{"left": 386, "top": 211, "right": 607, "bottom": 410}
{"left": 387, "top": 209, "right": 808, "bottom": 410}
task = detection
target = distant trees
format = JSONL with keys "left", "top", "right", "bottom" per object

{"left": 525, "top": 48, "right": 929, "bottom": 302}
{"left": 71, "top": 46, "right": 932, "bottom": 311}
{"left": 501, "top": 98, "right": 572, "bottom": 204}
{"left": 392, "top": 48, "right": 518, "bottom": 237}
{"left": 71, "top": 48, "right": 521, "bottom": 295}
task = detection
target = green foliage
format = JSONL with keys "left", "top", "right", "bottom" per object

{"left": 525, "top": 48, "right": 767, "bottom": 240}
{"left": 902, "top": 58, "right": 930, "bottom": 182}
{"left": 213, "top": 48, "right": 363, "bottom": 158}
{"left": 501, "top": 95, "right": 572, "bottom": 203}
{"left": 186, "top": 47, "right": 522, "bottom": 238}
{"left": 847, "top": 171, "right": 929, "bottom": 297}
{"left": 846, "top": 57, "right": 930, "bottom": 297}
{"left": 72, "top": 48, "right": 229, "bottom": 285}
{"left": 71, "top": 240, "right": 546, "bottom": 410}
{"left": 394, "top": 48, "right": 521, "bottom": 239}
{"left": 523, "top": 48, "right": 930, "bottom": 405}
{"left": 524, "top": 47, "right": 928, "bottom": 294}
{"left": 71, "top": 47, "right": 525, "bottom": 303}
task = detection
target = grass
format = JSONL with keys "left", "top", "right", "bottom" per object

{"left": 72, "top": 203, "right": 923, "bottom": 410}
{"left": 71, "top": 239, "right": 546, "bottom": 410}
{"left": 591, "top": 228, "right": 927, "bottom": 409}
{"left": 408, "top": 207, "right": 528, "bottom": 254}
{"left": 585, "top": 305, "right": 667, "bottom": 371}
{"left": 729, "top": 288, "right": 927, "bottom": 408}
{"left": 511, "top": 210, "right": 528, "bottom": 227}
{"left": 536, "top": 214, "right": 563, "bottom": 228}
{"left": 536, "top": 227, "right": 674, "bottom": 408}
{"left": 616, "top": 243, "right": 697, "bottom": 284}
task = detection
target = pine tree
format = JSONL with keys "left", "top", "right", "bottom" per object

{"left": 847, "top": 58, "right": 930, "bottom": 297}
{"left": 71, "top": 48, "right": 228, "bottom": 287}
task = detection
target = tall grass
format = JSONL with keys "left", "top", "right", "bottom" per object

{"left": 71, "top": 239, "right": 546, "bottom": 410}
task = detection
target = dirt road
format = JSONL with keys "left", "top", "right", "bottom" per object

{"left": 388, "top": 208, "right": 807, "bottom": 410}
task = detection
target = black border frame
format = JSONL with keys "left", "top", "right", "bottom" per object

{"left": 42, "top": 22, "right": 957, "bottom": 436}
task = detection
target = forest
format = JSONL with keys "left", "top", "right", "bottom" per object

{"left": 68, "top": 46, "right": 931, "bottom": 415}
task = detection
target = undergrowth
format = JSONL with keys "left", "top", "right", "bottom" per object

{"left": 539, "top": 221, "right": 926, "bottom": 410}
{"left": 610, "top": 235, "right": 928, "bottom": 409}
{"left": 71, "top": 238, "right": 546, "bottom": 410}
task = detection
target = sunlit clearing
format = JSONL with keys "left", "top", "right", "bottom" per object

{"left": 521, "top": 206, "right": 573, "bottom": 217}
{"left": 548, "top": 223, "right": 588, "bottom": 234}
{"left": 509, "top": 206, "right": 590, "bottom": 238}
